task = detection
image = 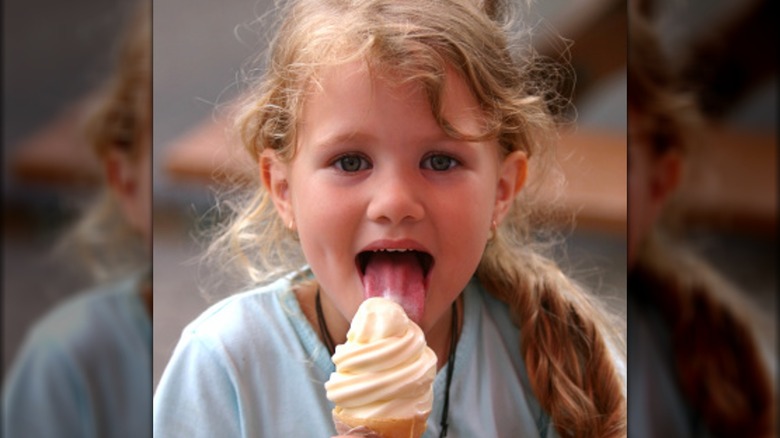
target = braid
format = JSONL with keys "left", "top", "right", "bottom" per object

{"left": 674, "top": 287, "right": 775, "bottom": 437}
{"left": 477, "top": 240, "right": 626, "bottom": 437}
{"left": 636, "top": 238, "right": 775, "bottom": 437}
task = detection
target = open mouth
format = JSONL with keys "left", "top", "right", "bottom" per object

{"left": 356, "top": 249, "right": 434, "bottom": 297}
{"left": 356, "top": 249, "right": 433, "bottom": 322}
{"left": 357, "top": 249, "right": 433, "bottom": 278}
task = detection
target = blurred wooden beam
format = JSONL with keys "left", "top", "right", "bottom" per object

{"left": 10, "top": 97, "right": 102, "bottom": 187}
{"left": 675, "top": 124, "right": 776, "bottom": 235}
{"left": 537, "top": 0, "right": 626, "bottom": 105}
{"left": 554, "top": 129, "right": 627, "bottom": 234}
{"left": 162, "top": 114, "right": 255, "bottom": 186}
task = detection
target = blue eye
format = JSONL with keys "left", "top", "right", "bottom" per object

{"left": 334, "top": 154, "right": 371, "bottom": 172}
{"left": 422, "top": 154, "right": 458, "bottom": 171}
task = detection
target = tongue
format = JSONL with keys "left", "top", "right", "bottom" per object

{"left": 362, "top": 252, "right": 426, "bottom": 323}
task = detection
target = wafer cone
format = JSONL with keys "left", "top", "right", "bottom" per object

{"left": 333, "top": 408, "right": 429, "bottom": 438}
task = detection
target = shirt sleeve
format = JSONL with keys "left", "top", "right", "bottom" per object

{"left": 153, "top": 330, "right": 243, "bottom": 437}
{"left": 3, "top": 336, "right": 94, "bottom": 438}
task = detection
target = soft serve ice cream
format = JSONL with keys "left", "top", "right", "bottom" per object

{"left": 325, "top": 297, "right": 437, "bottom": 437}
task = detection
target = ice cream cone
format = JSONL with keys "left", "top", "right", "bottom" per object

{"left": 326, "top": 298, "right": 436, "bottom": 438}
{"left": 333, "top": 408, "right": 429, "bottom": 438}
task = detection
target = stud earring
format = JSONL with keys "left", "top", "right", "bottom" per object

{"left": 288, "top": 219, "right": 299, "bottom": 241}
{"left": 487, "top": 220, "right": 498, "bottom": 242}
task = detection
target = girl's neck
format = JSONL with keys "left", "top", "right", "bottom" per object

{"left": 295, "top": 282, "right": 461, "bottom": 371}
{"left": 295, "top": 283, "right": 350, "bottom": 348}
{"left": 425, "top": 297, "right": 462, "bottom": 370}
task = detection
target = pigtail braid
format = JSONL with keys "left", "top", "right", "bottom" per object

{"left": 673, "top": 286, "right": 775, "bottom": 437}
{"left": 477, "top": 240, "right": 626, "bottom": 437}
{"left": 635, "top": 238, "right": 775, "bottom": 437}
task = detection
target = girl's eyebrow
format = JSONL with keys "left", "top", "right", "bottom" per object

{"left": 312, "top": 129, "right": 473, "bottom": 151}
{"left": 311, "top": 131, "right": 377, "bottom": 150}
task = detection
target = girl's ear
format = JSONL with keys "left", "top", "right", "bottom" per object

{"left": 260, "top": 149, "right": 294, "bottom": 226}
{"left": 493, "top": 150, "right": 527, "bottom": 223}
{"left": 105, "top": 147, "right": 145, "bottom": 233}
{"left": 105, "top": 148, "right": 137, "bottom": 200}
{"left": 650, "top": 149, "right": 683, "bottom": 204}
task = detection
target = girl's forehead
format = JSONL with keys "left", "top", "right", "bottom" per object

{"left": 292, "top": 59, "right": 496, "bottom": 160}
{"left": 302, "top": 60, "right": 483, "bottom": 126}
{"left": 305, "top": 59, "right": 475, "bottom": 106}
{"left": 306, "top": 58, "right": 419, "bottom": 95}
{"left": 300, "top": 61, "right": 435, "bottom": 130}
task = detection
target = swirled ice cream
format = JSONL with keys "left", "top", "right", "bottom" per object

{"left": 325, "top": 297, "right": 436, "bottom": 437}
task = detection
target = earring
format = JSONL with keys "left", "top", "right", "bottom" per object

{"left": 288, "top": 219, "right": 299, "bottom": 241}
{"left": 487, "top": 220, "right": 498, "bottom": 242}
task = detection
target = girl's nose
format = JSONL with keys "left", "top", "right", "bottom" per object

{"left": 366, "top": 171, "right": 425, "bottom": 225}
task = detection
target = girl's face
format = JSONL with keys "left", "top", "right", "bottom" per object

{"left": 263, "top": 61, "right": 525, "bottom": 332}
{"left": 627, "top": 109, "right": 682, "bottom": 268}
{"left": 627, "top": 138, "right": 655, "bottom": 268}
{"left": 106, "top": 121, "right": 152, "bottom": 254}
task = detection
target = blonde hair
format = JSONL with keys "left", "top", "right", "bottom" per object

{"left": 56, "top": 1, "right": 150, "bottom": 282}
{"left": 86, "top": 1, "right": 151, "bottom": 162}
{"left": 207, "top": 0, "right": 626, "bottom": 435}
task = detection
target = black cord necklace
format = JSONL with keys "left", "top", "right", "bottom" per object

{"left": 316, "top": 288, "right": 459, "bottom": 437}
{"left": 316, "top": 289, "right": 337, "bottom": 356}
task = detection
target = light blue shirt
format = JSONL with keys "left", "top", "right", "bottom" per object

{"left": 3, "top": 273, "right": 152, "bottom": 437}
{"left": 627, "top": 291, "right": 711, "bottom": 437}
{"left": 154, "top": 273, "right": 557, "bottom": 437}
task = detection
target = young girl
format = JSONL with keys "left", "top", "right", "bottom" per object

{"left": 627, "top": 2, "right": 775, "bottom": 436}
{"left": 154, "top": 0, "right": 626, "bottom": 436}
{"left": 3, "top": 2, "right": 151, "bottom": 436}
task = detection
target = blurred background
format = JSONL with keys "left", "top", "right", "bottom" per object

{"left": 2, "top": 0, "right": 774, "bottom": 396}
{"left": 644, "top": 0, "right": 776, "bottom": 325}
{"left": 2, "top": 0, "right": 140, "bottom": 378}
